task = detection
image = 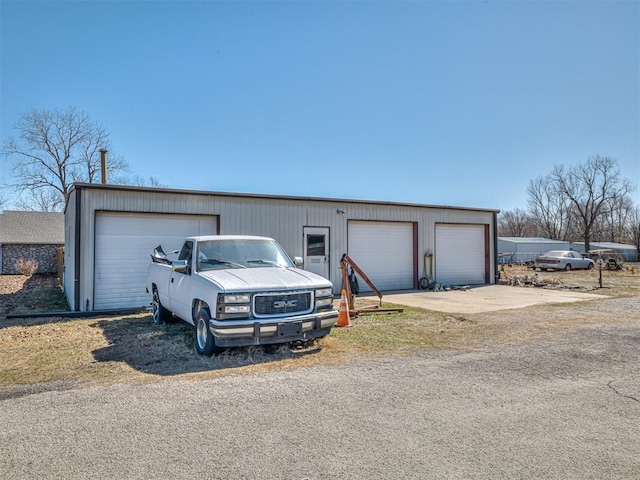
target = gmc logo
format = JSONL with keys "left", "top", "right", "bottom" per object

{"left": 273, "top": 300, "right": 297, "bottom": 309}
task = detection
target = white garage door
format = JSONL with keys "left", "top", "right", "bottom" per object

{"left": 94, "top": 212, "right": 217, "bottom": 309}
{"left": 435, "top": 224, "right": 486, "bottom": 286}
{"left": 348, "top": 221, "right": 414, "bottom": 292}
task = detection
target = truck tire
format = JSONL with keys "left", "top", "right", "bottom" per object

{"left": 152, "top": 288, "right": 173, "bottom": 325}
{"left": 195, "top": 308, "right": 223, "bottom": 356}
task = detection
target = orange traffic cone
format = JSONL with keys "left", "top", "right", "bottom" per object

{"left": 336, "top": 289, "right": 352, "bottom": 327}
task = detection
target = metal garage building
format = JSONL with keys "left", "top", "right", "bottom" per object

{"left": 63, "top": 183, "right": 499, "bottom": 311}
{"left": 498, "top": 237, "right": 571, "bottom": 264}
{"left": 571, "top": 241, "right": 639, "bottom": 262}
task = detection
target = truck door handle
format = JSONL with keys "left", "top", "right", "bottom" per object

{"left": 171, "top": 278, "right": 174, "bottom": 283}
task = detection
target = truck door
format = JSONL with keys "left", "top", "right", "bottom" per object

{"left": 169, "top": 241, "right": 194, "bottom": 322}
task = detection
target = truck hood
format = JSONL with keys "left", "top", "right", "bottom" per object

{"left": 198, "top": 267, "right": 331, "bottom": 292}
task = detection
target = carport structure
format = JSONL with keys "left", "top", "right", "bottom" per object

{"left": 64, "top": 183, "right": 499, "bottom": 311}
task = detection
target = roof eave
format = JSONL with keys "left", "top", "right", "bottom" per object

{"left": 69, "top": 182, "right": 501, "bottom": 214}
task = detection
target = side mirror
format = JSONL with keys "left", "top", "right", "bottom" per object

{"left": 172, "top": 260, "right": 188, "bottom": 272}
{"left": 293, "top": 257, "right": 304, "bottom": 268}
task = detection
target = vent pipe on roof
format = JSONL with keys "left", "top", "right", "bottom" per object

{"left": 100, "top": 149, "right": 108, "bottom": 184}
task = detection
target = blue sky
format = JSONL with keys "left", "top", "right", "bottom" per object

{"left": 1, "top": 0, "right": 639, "bottom": 212}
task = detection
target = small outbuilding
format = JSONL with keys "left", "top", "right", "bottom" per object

{"left": 498, "top": 237, "right": 571, "bottom": 264}
{"left": 63, "top": 183, "right": 500, "bottom": 311}
{"left": 0, "top": 210, "right": 64, "bottom": 274}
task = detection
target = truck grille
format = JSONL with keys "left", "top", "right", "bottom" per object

{"left": 254, "top": 292, "right": 312, "bottom": 316}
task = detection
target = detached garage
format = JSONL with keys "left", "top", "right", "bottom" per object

{"left": 64, "top": 183, "right": 499, "bottom": 311}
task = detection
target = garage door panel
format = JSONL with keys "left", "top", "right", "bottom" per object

{"left": 435, "top": 224, "right": 486, "bottom": 286}
{"left": 94, "top": 213, "right": 217, "bottom": 310}
{"left": 348, "top": 221, "right": 414, "bottom": 292}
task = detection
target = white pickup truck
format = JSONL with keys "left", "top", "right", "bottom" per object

{"left": 146, "top": 235, "right": 338, "bottom": 355}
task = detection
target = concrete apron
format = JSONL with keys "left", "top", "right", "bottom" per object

{"left": 379, "top": 285, "right": 606, "bottom": 314}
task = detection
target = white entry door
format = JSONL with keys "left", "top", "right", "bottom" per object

{"left": 303, "top": 227, "right": 330, "bottom": 279}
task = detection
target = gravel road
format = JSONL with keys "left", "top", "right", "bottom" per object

{"left": 1, "top": 297, "right": 639, "bottom": 479}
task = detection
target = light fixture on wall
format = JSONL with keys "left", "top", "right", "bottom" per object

{"left": 336, "top": 209, "right": 345, "bottom": 216}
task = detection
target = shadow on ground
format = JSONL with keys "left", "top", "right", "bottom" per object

{"left": 0, "top": 274, "right": 69, "bottom": 323}
{"left": 91, "top": 315, "right": 323, "bottom": 376}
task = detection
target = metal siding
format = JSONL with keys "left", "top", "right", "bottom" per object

{"left": 517, "top": 242, "right": 570, "bottom": 255}
{"left": 498, "top": 239, "right": 571, "bottom": 263}
{"left": 78, "top": 189, "right": 225, "bottom": 311}
{"left": 63, "top": 190, "right": 76, "bottom": 308}
{"left": 74, "top": 186, "right": 497, "bottom": 309}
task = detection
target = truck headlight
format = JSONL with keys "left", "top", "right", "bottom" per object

{"left": 221, "top": 294, "right": 251, "bottom": 304}
{"left": 217, "top": 293, "right": 252, "bottom": 320}
{"left": 315, "top": 288, "right": 334, "bottom": 311}
{"left": 315, "top": 288, "right": 333, "bottom": 298}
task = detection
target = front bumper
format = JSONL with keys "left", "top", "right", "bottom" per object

{"left": 209, "top": 310, "right": 339, "bottom": 347}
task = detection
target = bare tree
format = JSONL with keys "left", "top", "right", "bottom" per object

{"left": 592, "top": 195, "right": 634, "bottom": 243}
{"left": 129, "top": 174, "right": 165, "bottom": 188}
{"left": 527, "top": 175, "right": 572, "bottom": 241}
{"left": 549, "top": 156, "right": 635, "bottom": 252}
{"left": 1, "top": 106, "right": 129, "bottom": 211}
{"left": 14, "top": 189, "right": 64, "bottom": 212}
{"left": 628, "top": 204, "right": 640, "bottom": 256}
{"left": 498, "top": 208, "right": 535, "bottom": 237}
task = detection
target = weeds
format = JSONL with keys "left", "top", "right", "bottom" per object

{"left": 15, "top": 259, "right": 38, "bottom": 276}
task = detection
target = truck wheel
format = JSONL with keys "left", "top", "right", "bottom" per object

{"left": 152, "top": 288, "right": 172, "bottom": 325}
{"left": 195, "top": 308, "right": 222, "bottom": 356}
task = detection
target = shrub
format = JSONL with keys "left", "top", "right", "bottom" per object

{"left": 15, "top": 258, "right": 38, "bottom": 276}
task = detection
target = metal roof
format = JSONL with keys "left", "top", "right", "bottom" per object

{"left": 498, "top": 237, "right": 568, "bottom": 244}
{"left": 67, "top": 183, "right": 501, "bottom": 214}
{"left": 0, "top": 210, "right": 64, "bottom": 244}
{"left": 572, "top": 241, "right": 638, "bottom": 251}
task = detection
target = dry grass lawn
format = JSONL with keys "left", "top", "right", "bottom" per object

{"left": 498, "top": 261, "right": 640, "bottom": 295}
{"left": 1, "top": 264, "right": 638, "bottom": 399}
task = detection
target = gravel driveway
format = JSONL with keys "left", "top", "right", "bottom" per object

{"left": 1, "top": 297, "right": 639, "bottom": 479}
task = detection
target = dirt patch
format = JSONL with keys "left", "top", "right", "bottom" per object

{"left": 0, "top": 274, "right": 69, "bottom": 318}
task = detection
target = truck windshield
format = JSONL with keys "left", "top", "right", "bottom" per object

{"left": 196, "top": 239, "right": 294, "bottom": 271}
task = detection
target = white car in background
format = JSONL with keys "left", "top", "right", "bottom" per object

{"left": 534, "top": 250, "right": 595, "bottom": 271}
